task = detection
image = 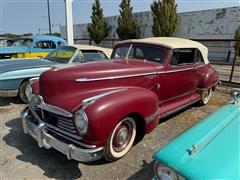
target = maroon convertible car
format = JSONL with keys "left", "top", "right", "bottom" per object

{"left": 21, "top": 37, "right": 219, "bottom": 162}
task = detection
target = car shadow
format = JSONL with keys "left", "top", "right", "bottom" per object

{"left": 0, "top": 97, "right": 22, "bottom": 107}
{"left": 127, "top": 160, "right": 155, "bottom": 180}
{"left": 3, "top": 117, "right": 82, "bottom": 179}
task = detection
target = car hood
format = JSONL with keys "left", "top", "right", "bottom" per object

{"left": 0, "top": 59, "right": 55, "bottom": 74}
{"left": 39, "top": 59, "right": 160, "bottom": 111}
{"left": 0, "top": 46, "right": 28, "bottom": 54}
{"left": 153, "top": 102, "right": 240, "bottom": 179}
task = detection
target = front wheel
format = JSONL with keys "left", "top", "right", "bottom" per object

{"left": 104, "top": 117, "right": 136, "bottom": 162}
{"left": 199, "top": 88, "right": 212, "bottom": 105}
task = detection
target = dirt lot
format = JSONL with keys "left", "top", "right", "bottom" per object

{"left": 0, "top": 85, "right": 232, "bottom": 180}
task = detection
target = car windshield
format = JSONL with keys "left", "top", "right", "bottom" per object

{"left": 45, "top": 46, "right": 76, "bottom": 63}
{"left": 11, "top": 38, "right": 33, "bottom": 47}
{"left": 80, "top": 50, "right": 108, "bottom": 62}
{"left": 111, "top": 44, "right": 167, "bottom": 64}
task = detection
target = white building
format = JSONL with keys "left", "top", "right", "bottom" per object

{"left": 61, "top": 6, "right": 240, "bottom": 62}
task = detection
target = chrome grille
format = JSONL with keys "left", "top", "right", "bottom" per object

{"left": 35, "top": 108, "right": 81, "bottom": 141}
{"left": 56, "top": 116, "right": 77, "bottom": 134}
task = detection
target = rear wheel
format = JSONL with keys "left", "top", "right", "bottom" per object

{"left": 19, "top": 80, "right": 30, "bottom": 103}
{"left": 199, "top": 88, "right": 212, "bottom": 105}
{"left": 104, "top": 117, "right": 136, "bottom": 162}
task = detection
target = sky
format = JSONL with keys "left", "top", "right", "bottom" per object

{"left": 0, "top": 0, "right": 239, "bottom": 34}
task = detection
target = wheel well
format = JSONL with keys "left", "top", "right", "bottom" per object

{"left": 127, "top": 112, "right": 146, "bottom": 145}
{"left": 18, "top": 78, "right": 30, "bottom": 96}
{"left": 212, "top": 86, "right": 216, "bottom": 91}
{"left": 19, "top": 78, "right": 30, "bottom": 89}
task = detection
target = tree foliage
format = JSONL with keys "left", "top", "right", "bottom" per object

{"left": 87, "top": 0, "right": 110, "bottom": 45}
{"left": 151, "top": 0, "right": 178, "bottom": 37}
{"left": 116, "top": 0, "right": 140, "bottom": 40}
{"left": 234, "top": 26, "right": 240, "bottom": 56}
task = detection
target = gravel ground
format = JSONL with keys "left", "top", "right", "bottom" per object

{"left": 0, "top": 85, "right": 232, "bottom": 180}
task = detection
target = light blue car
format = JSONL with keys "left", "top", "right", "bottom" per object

{"left": 0, "top": 35, "right": 66, "bottom": 59}
{"left": 153, "top": 88, "right": 240, "bottom": 179}
{"left": 0, "top": 45, "right": 112, "bottom": 103}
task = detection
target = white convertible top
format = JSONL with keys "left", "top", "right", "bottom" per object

{"left": 116, "top": 37, "right": 209, "bottom": 64}
{"left": 69, "top": 44, "right": 113, "bottom": 59}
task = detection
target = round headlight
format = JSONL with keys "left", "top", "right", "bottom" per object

{"left": 74, "top": 110, "right": 88, "bottom": 135}
{"left": 25, "top": 84, "right": 32, "bottom": 100}
{"left": 154, "top": 161, "right": 179, "bottom": 180}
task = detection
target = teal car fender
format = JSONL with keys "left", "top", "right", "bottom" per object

{"left": 0, "top": 66, "right": 51, "bottom": 91}
{"left": 153, "top": 88, "right": 240, "bottom": 179}
{"left": 0, "top": 59, "right": 54, "bottom": 98}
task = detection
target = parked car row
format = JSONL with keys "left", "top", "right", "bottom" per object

{"left": 2, "top": 37, "right": 237, "bottom": 179}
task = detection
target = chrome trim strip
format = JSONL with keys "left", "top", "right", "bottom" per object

{"left": 37, "top": 103, "right": 73, "bottom": 118}
{"left": 146, "top": 108, "right": 160, "bottom": 124}
{"left": 82, "top": 89, "right": 127, "bottom": 107}
{"left": 159, "top": 89, "right": 197, "bottom": 105}
{"left": 165, "top": 67, "right": 194, "bottom": 73}
{"left": 0, "top": 89, "right": 19, "bottom": 97}
{"left": 76, "top": 66, "right": 204, "bottom": 83}
{"left": 76, "top": 72, "right": 157, "bottom": 83}
{"left": 195, "top": 64, "right": 206, "bottom": 69}
{"left": 160, "top": 98, "right": 200, "bottom": 119}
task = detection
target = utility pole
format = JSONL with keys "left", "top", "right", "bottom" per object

{"left": 47, "top": 0, "right": 52, "bottom": 35}
{"left": 64, "top": 0, "right": 74, "bottom": 44}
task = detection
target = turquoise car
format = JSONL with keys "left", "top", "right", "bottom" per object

{"left": 153, "top": 88, "right": 240, "bottom": 179}
{"left": 0, "top": 45, "right": 112, "bottom": 103}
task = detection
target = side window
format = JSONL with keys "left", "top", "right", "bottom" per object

{"left": 129, "top": 45, "right": 166, "bottom": 64}
{"left": 171, "top": 48, "right": 194, "bottom": 65}
{"left": 195, "top": 49, "right": 204, "bottom": 63}
{"left": 128, "top": 47, "right": 145, "bottom": 60}
{"left": 35, "top": 41, "right": 56, "bottom": 49}
{"left": 111, "top": 44, "right": 130, "bottom": 59}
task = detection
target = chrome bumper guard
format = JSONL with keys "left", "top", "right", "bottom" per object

{"left": 21, "top": 108, "right": 104, "bottom": 162}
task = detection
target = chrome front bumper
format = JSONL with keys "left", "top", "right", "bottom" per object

{"left": 0, "top": 89, "right": 18, "bottom": 97}
{"left": 21, "top": 108, "right": 104, "bottom": 162}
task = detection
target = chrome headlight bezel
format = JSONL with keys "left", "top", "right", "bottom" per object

{"left": 74, "top": 110, "right": 88, "bottom": 136}
{"left": 154, "top": 161, "right": 179, "bottom": 180}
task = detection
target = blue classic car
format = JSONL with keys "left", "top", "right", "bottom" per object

{"left": 0, "top": 35, "right": 66, "bottom": 59}
{"left": 0, "top": 45, "right": 112, "bottom": 103}
{"left": 153, "top": 88, "right": 240, "bottom": 179}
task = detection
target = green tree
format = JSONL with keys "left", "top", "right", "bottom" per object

{"left": 151, "top": 0, "right": 178, "bottom": 37}
{"left": 234, "top": 26, "right": 240, "bottom": 56}
{"left": 87, "top": 0, "right": 110, "bottom": 45}
{"left": 116, "top": 0, "right": 140, "bottom": 40}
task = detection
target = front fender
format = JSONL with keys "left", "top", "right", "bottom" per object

{"left": 82, "top": 87, "right": 159, "bottom": 147}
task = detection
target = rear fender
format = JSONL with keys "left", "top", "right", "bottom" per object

{"left": 198, "top": 65, "right": 219, "bottom": 90}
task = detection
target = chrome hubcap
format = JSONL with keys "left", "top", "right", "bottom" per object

{"left": 116, "top": 127, "right": 128, "bottom": 145}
